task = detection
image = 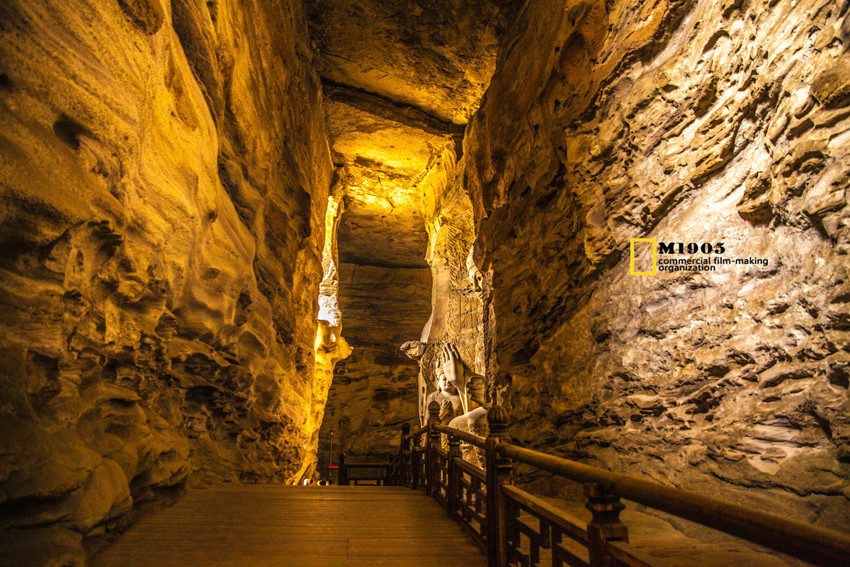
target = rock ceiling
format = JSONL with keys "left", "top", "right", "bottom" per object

{"left": 306, "top": 0, "right": 520, "bottom": 268}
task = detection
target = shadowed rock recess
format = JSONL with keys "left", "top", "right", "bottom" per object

{"left": 1, "top": 0, "right": 849, "bottom": 565}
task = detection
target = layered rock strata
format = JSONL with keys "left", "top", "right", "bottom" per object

{"left": 464, "top": 0, "right": 850, "bottom": 529}
{"left": 0, "top": 0, "right": 331, "bottom": 563}
{"left": 305, "top": 0, "right": 521, "bottom": 125}
{"left": 306, "top": 0, "right": 524, "bottom": 469}
{"left": 316, "top": 262, "right": 430, "bottom": 467}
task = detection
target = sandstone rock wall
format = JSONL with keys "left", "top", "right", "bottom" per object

{"left": 465, "top": 0, "right": 850, "bottom": 528}
{"left": 415, "top": 152, "right": 488, "bottom": 425}
{"left": 309, "top": 190, "right": 352, "bottom": 480}
{"left": 317, "top": 263, "right": 430, "bottom": 469}
{"left": 0, "top": 0, "right": 331, "bottom": 563}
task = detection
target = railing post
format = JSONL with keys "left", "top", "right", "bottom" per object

{"left": 426, "top": 401, "right": 440, "bottom": 497}
{"left": 411, "top": 444, "right": 420, "bottom": 489}
{"left": 412, "top": 427, "right": 423, "bottom": 490}
{"left": 338, "top": 452, "right": 349, "bottom": 486}
{"left": 584, "top": 484, "right": 628, "bottom": 567}
{"left": 400, "top": 422, "right": 411, "bottom": 487}
{"left": 447, "top": 432, "right": 461, "bottom": 519}
{"left": 486, "top": 406, "right": 512, "bottom": 567}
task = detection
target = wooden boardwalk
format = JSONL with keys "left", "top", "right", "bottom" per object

{"left": 92, "top": 486, "right": 486, "bottom": 567}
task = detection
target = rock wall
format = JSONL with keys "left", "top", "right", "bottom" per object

{"left": 317, "top": 262, "right": 430, "bottom": 470}
{"left": 465, "top": 0, "right": 850, "bottom": 528}
{"left": 414, "top": 151, "right": 488, "bottom": 425}
{"left": 309, "top": 190, "right": 352, "bottom": 480}
{"left": 0, "top": 0, "right": 332, "bottom": 563}
{"left": 305, "top": 0, "right": 519, "bottom": 125}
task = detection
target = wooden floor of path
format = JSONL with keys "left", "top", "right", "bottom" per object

{"left": 92, "top": 486, "right": 486, "bottom": 567}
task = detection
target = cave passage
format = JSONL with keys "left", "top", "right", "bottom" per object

{"left": 307, "top": 0, "right": 510, "bottom": 477}
{"left": 1, "top": 0, "right": 849, "bottom": 565}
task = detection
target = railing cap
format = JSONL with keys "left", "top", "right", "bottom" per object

{"left": 427, "top": 401, "right": 440, "bottom": 423}
{"left": 487, "top": 405, "right": 509, "bottom": 435}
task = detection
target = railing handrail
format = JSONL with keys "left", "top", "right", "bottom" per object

{"left": 335, "top": 452, "right": 393, "bottom": 486}
{"left": 497, "top": 442, "right": 850, "bottom": 567}
{"left": 403, "top": 425, "right": 427, "bottom": 442}
{"left": 391, "top": 404, "right": 850, "bottom": 567}
{"left": 433, "top": 423, "right": 486, "bottom": 448}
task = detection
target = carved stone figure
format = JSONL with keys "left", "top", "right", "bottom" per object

{"left": 448, "top": 373, "right": 489, "bottom": 465}
{"left": 317, "top": 319, "right": 345, "bottom": 353}
{"left": 466, "top": 245, "right": 484, "bottom": 295}
{"left": 437, "top": 342, "right": 489, "bottom": 464}
{"left": 400, "top": 340, "right": 426, "bottom": 360}
{"left": 440, "top": 343, "right": 469, "bottom": 413}
{"left": 424, "top": 359, "right": 463, "bottom": 425}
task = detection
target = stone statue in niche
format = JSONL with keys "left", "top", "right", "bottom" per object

{"left": 440, "top": 342, "right": 489, "bottom": 465}
{"left": 424, "top": 355, "right": 463, "bottom": 425}
{"left": 316, "top": 319, "right": 343, "bottom": 352}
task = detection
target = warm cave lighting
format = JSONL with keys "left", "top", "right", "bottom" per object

{"left": 2, "top": 0, "right": 847, "bottom": 565}
{"left": 318, "top": 195, "right": 341, "bottom": 326}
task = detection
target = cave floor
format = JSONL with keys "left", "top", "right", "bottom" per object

{"left": 88, "top": 484, "right": 811, "bottom": 567}
{"left": 91, "top": 485, "right": 486, "bottom": 567}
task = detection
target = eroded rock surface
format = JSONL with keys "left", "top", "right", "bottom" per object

{"left": 0, "top": 0, "right": 331, "bottom": 561}
{"left": 306, "top": 0, "right": 519, "bottom": 469}
{"left": 305, "top": 0, "right": 522, "bottom": 125}
{"left": 317, "top": 263, "right": 431, "bottom": 465}
{"left": 464, "top": 0, "right": 850, "bottom": 529}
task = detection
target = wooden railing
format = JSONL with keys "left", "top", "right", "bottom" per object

{"left": 392, "top": 401, "right": 850, "bottom": 567}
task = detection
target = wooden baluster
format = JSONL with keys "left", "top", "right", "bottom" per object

{"left": 540, "top": 518, "right": 551, "bottom": 549}
{"left": 447, "top": 432, "right": 461, "bottom": 519}
{"left": 474, "top": 477, "right": 483, "bottom": 515}
{"left": 551, "top": 527, "right": 564, "bottom": 567}
{"left": 412, "top": 428, "right": 422, "bottom": 490}
{"left": 584, "top": 483, "right": 628, "bottom": 567}
{"left": 426, "top": 401, "right": 441, "bottom": 497}
{"left": 419, "top": 429, "right": 426, "bottom": 486}
{"left": 486, "top": 406, "right": 512, "bottom": 567}
{"left": 338, "top": 453, "right": 349, "bottom": 486}
{"left": 400, "top": 422, "right": 411, "bottom": 487}
{"left": 506, "top": 498, "right": 521, "bottom": 565}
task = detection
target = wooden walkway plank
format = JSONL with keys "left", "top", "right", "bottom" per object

{"left": 92, "top": 486, "right": 486, "bottom": 567}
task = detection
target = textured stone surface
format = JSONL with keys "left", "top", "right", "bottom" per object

{"left": 306, "top": 0, "right": 516, "bottom": 470}
{"left": 464, "top": 0, "right": 850, "bottom": 529}
{"left": 337, "top": 263, "right": 433, "bottom": 350}
{"left": 325, "top": 89, "right": 460, "bottom": 269}
{"left": 308, "top": 0, "right": 521, "bottom": 271}
{"left": 0, "top": 0, "right": 331, "bottom": 562}
{"left": 4, "top": 0, "right": 847, "bottom": 564}
{"left": 335, "top": 163, "right": 432, "bottom": 268}
{"left": 305, "top": 0, "right": 521, "bottom": 125}
{"left": 317, "top": 263, "right": 431, "bottom": 467}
